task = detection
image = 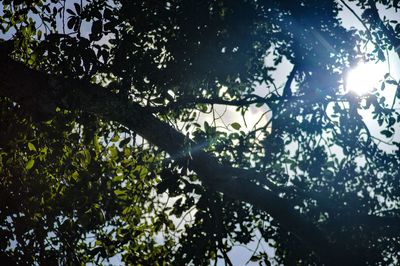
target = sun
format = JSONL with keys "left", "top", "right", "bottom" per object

{"left": 346, "top": 61, "right": 386, "bottom": 95}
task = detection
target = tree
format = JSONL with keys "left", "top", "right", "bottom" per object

{"left": 0, "top": 0, "right": 400, "bottom": 264}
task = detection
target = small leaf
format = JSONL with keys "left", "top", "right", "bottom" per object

{"left": 388, "top": 117, "right": 396, "bottom": 127}
{"left": 74, "top": 3, "right": 81, "bottom": 14}
{"left": 249, "top": 255, "right": 261, "bottom": 262}
{"left": 66, "top": 8, "right": 75, "bottom": 15}
{"left": 26, "top": 159, "right": 35, "bottom": 170}
{"left": 91, "top": 20, "right": 102, "bottom": 35}
{"left": 28, "top": 142, "right": 36, "bottom": 151}
{"left": 71, "top": 171, "right": 80, "bottom": 181}
{"left": 386, "top": 80, "right": 398, "bottom": 85}
{"left": 111, "top": 134, "right": 120, "bottom": 142}
{"left": 380, "top": 130, "right": 393, "bottom": 138}
{"left": 231, "top": 122, "right": 241, "bottom": 130}
{"left": 119, "top": 137, "right": 131, "bottom": 148}
{"left": 104, "top": 8, "right": 113, "bottom": 20}
{"left": 67, "top": 17, "right": 76, "bottom": 30}
{"left": 378, "top": 49, "right": 385, "bottom": 61}
{"left": 204, "top": 121, "right": 210, "bottom": 133}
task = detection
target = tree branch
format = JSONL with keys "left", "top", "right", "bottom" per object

{"left": 0, "top": 51, "right": 360, "bottom": 265}
{"left": 148, "top": 94, "right": 273, "bottom": 114}
{"left": 339, "top": 0, "right": 378, "bottom": 48}
{"left": 282, "top": 64, "right": 296, "bottom": 98}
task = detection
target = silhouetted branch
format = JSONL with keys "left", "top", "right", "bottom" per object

{"left": 339, "top": 0, "right": 377, "bottom": 47}
{"left": 282, "top": 64, "right": 296, "bottom": 98}
{"left": 148, "top": 94, "right": 274, "bottom": 114}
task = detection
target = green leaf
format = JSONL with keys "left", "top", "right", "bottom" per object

{"left": 28, "top": 142, "right": 36, "bottom": 152}
{"left": 119, "top": 137, "right": 131, "bottom": 148}
{"left": 111, "top": 134, "right": 120, "bottom": 142}
{"left": 109, "top": 146, "right": 118, "bottom": 158}
{"left": 230, "top": 122, "right": 241, "bottom": 130}
{"left": 71, "top": 171, "right": 80, "bottom": 181}
{"left": 26, "top": 159, "right": 35, "bottom": 170}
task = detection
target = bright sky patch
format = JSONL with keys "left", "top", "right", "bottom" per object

{"left": 346, "top": 62, "right": 386, "bottom": 95}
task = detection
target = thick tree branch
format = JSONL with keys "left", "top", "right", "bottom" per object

{"left": 148, "top": 94, "right": 273, "bottom": 114}
{"left": 0, "top": 51, "right": 361, "bottom": 265}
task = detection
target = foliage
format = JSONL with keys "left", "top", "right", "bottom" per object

{"left": 0, "top": 0, "right": 400, "bottom": 265}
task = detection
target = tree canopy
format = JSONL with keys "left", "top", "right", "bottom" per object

{"left": 1, "top": 0, "right": 400, "bottom": 265}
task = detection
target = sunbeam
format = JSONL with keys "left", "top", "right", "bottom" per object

{"left": 346, "top": 61, "right": 386, "bottom": 95}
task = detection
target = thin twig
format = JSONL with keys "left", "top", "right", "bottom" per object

{"left": 339, "top": 0, "right": 377, "bottom": 48}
